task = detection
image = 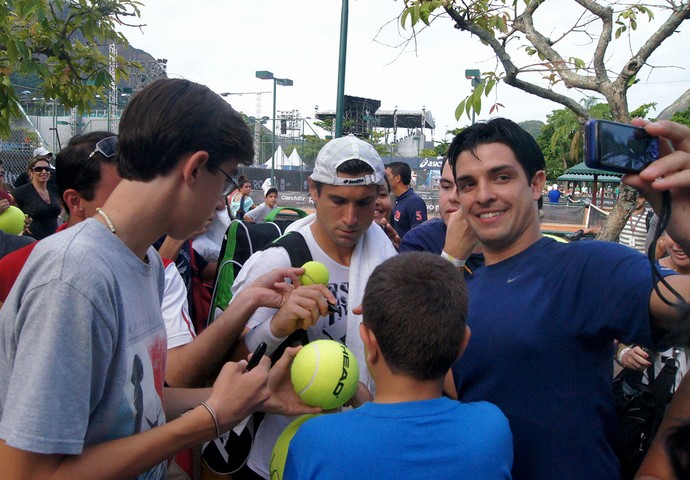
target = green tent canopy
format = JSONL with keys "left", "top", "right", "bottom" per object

{"left": 557, "top": 162, "right": 623, "bottom": 206}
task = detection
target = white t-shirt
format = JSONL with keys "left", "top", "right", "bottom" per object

{"left": 231, "top": 222, "right": 349, "bottom": 478}
{"left": 161, "top": 260, "right": 195, "bottom": 349}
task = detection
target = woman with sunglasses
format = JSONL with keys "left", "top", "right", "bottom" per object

{"left": 12, "top": 155, "right": 61, "bottom": 239}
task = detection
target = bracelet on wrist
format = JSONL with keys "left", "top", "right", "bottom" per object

{"left": 200, "top": 401, "right": 221, "bottom": 438}
{"left": 441, "top": 250, "right": 466, "bottom": 268}
{"left": 616, "top": 346, "right": 632, "bottom": 367}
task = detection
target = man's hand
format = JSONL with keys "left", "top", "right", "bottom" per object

{"left": 238, "top": 267, "right": 303, "bottom": 310}
{"left": 0, "top": 198, "right": 9, "bottom": 214}
{"left": 443, "top": 209, "right": 479, "bottom": 260}
{"left": 269, "top": 285, "right": 336, "bottom": 338}
{"left": 624, "top": 120, "right": 690, "bottom": 252}
{"left": 205, "top": 358, "right": 271, "bottom": 432}
{"left": 262, "top": 346, "right": 322, "bottom": 416}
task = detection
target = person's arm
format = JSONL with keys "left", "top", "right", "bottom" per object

{"left": 442, "top": 209, "right": 479, "bottom": 262}
{"left": 0, "top": 358, "right": 272, "bottom": 480}
{"left": 635, "top": 374, "right": 690, "bottom": 479}
{"left": 622, "top": 121, "right": 690, "bottom": 334}
{"left": 166, "top": 267, "right": 307, "bottom": 387}
{"left": 615, "top": 342, "right": 653, "bottom": 371}
{"left": 230, "top": 283, "right": 336, "bottom": 362}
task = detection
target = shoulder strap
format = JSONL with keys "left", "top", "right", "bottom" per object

{"left": 269, "top": 231, "right": 312, "bottom": 267}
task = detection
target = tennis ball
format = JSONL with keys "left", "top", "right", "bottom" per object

{"left": 0, "top": 206, "right": 25, "bottom": 235}
{"left": 299, "top": 261, "right": 329, "bottom": 286}
{"left": 290, "top": 339, "right": 359, "bottom": 410}
{"left": 269, "top": 414, "right": 318, "bottom": 480}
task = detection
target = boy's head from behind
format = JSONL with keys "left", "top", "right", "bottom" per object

{"left": 361, "top": 252, "right": 469, "bottom": 381}
{"left": 117, "top": 78, "right": 254, "bottom": 181}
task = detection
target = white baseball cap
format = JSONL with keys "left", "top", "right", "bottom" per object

{"left": 311, "top": 134, "right": 385, "bottom": 186}
{"left": 33, "top": 147, "right": 51, "bottom": 157}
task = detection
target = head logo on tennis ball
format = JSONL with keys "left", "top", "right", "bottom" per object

{"left": 290, "top": 339, "right": 359, "bottom": 410}
{"left": 299, "top": 261, "right": 329, "bottom": 285}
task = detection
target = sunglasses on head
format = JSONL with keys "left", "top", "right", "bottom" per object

{"left": 88, "top": 136, "right": 118, "bottom": 160}
{"left": 32, "top": 166, "right": 51, "bottom": 173}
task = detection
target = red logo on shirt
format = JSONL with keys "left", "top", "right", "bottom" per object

{"left": 415, "top": 211, "right": 423, "bottom": 221}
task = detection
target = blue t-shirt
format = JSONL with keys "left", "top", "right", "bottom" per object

{"left": 392, "top": 188, "right": 427, "bottom": 239}
{"left": 284, "top": 397, "right": 513, "bottom": 480}
{"left": 452, "top": 237, "right": 668, "bottom": 480}
{"left": 547, "top": 189, "right": 561, "bottom": 203}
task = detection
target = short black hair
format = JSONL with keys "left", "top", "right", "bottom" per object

{"left": 448, "top": 117, "right": 545, "bottom": 184}
{"left": 387, "top": 161, "right": 412, "bottom": 185}
{"left": 117, "top": 78, "right": 254, "bottom": 181}
{"left": 362, "top": 252, "right": 468, "bottom": 380}
{"left": 55, "top": 131, "right": 118, "bottom": 210}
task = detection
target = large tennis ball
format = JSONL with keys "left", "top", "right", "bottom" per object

{"left": 0, "top": 206, "right": 25, "bottom": 235}
{"left": 269, "top": 414, "right": 318, "bottom": 480}
{"left": 290, "top": 339, "right": 359, "bottom": 410}
{"left": 299, "top": 261, "right": 329, "bottom": 286}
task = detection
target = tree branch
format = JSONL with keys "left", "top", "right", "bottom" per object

{"left": 613, "top": 3, "right": 690, "bottom": 92}
{"left": 444, "top": 4, "right": 588, "bottom": 119}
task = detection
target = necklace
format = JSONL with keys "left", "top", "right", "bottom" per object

{"left": 96, "top": 207, "right": 116, "bottom": 234}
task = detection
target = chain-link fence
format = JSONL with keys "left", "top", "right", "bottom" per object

{"left": 0, "top": 110, "right": 48, "bottom": 188}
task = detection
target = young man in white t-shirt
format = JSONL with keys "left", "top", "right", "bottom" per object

{"left": 229, "top": 134, "right": 397, "bottom": 479}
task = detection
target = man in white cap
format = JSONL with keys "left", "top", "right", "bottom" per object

{"left": 228, "top": 134, "right": 397, "bottom": 479}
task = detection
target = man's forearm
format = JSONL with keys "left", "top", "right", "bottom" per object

{"left": 166, "top": 291, "right": 260, "bottom": 387}
{"left": 0, "top": 406, "right": 216, "bottom": 480}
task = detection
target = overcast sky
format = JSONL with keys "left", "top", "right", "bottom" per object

{"left": 122, "top": 0, "right": 689, "bottom": 142}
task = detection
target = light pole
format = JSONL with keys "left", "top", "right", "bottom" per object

{"left": 256, "top": 70, "right": 293, "bottom": 185}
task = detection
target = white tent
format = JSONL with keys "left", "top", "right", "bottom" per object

{"left": 262, "top": 145, "right": 287, "bottom": 169}
{"left": 287, "top": 148, "right": 303, "bottom": 167}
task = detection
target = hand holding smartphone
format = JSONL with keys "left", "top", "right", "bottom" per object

{"left": 584, "top": 119, "right": 659, "bottom": 174}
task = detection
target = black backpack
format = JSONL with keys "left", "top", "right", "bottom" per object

{"left": 613, "top": 357, "right": 679, "bottom": 479}
{"left": 201, "top": 226, "right": 312, "bottom": 476}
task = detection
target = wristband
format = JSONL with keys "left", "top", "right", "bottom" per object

{"left": 245, "top": 320, "right": 287, "bottom": 355}
{"left": 616, "top": 347, "right": 632, "bottom": 367}
{"left": 441, "top": 250, "right": 466, "bottom": 268}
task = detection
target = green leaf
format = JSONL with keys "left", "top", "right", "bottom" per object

{"left": 455, "top": 99, "right": 467, "bottom": 121}
{"left": 485, "top": 78, "right": 496, "bottom": 96}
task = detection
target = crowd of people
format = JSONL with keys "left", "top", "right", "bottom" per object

{"left": 0, "top": 77, "right": 689, "bottom": 480}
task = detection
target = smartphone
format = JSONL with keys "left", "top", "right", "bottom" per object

{"left": 245, "top": 342, "right": 267, "bottom": 372}
{"left": 584, "top": 119, "right": 659, "bottom": 174}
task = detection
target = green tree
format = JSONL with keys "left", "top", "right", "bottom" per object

{"left": 0, "top": 0, "right": 141, "bottom": 137}
{"left": 399, "top": 0, "right": 690, "bottom": 241}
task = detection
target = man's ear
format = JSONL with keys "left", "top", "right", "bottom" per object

{"left": 62, "top": 189, "right": 85, "bottom": 221}
{"left": 359, "top": 322, "right": 379, "bottom": 365}
{"left": 182, "top": 151, "right": 210, "bottom": 186}
{"left": 456, "top": 325, "right": 472, "bottom": 361}
{"left": 307, "top": 177, "right": 318, "bottom": 201}
{"left": 531, "top": 170, "right": 546, "bottom": 200}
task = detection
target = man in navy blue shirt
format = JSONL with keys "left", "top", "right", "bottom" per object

{"left": 386, "top": 161, "right": 427, "bottom": 239}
